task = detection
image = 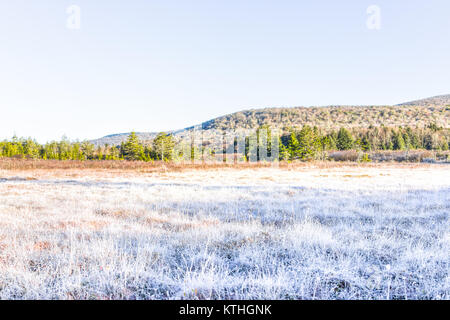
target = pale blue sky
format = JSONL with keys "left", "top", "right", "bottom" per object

{"left": 1, "top": 0, "right": 449, "bottom": 142}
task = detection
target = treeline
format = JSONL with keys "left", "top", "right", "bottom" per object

{"left": 0, "top": 133, "right": 175, "bottom": 161}
{"left": 278, "top": 123, "right": 449, "bottom": 160}
{"left": 1, "top": 124, "right": 448, "bottom": 162}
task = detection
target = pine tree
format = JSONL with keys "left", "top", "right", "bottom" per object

{"left": 122, "top": 132, "right": 145, "bottom": 160}
{"left": 287, "top": 132, "right": 300, "bottom": 160}
{"left": 360, "top": 136, "right": 371, "bottom": 151}
{"left": 336, "top": 128, "right": 354, "bottom": 150}
{"left": 298, "top": 125, "right": 319, "bottom": 160}
{"left": 393, "top": 132, "right": 406, "bottom": 150}
{"left": 279, "top": 137, "right": 290, "bottom": 161}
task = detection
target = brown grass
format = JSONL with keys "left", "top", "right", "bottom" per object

{"left": 33, "top": 241, "right": 52, "bottom": 251}
{"left": 0, "top": 158, "right": 448, "bottom": 173}
{"left": 342, "top": 174, "right": 372, "bottom": 178}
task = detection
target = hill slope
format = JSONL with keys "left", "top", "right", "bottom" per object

{"left": 91, "top": 96, "right": 450, "bottom": 146}
{"left": 200, "top": 104, "right": 448, "bottom": 131}
{"left": 397, "top": 94, "right": 450, "bottom": 107}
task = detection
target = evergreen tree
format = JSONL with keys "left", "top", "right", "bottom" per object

{"left": 336, "top": 128, "right": 354, "bottom": 150}
{"left": 297, "top": 125, "right": 319, "bottom": 160}
{"left": 23, "top": 138, "right": 40, "bottom": 159}
{"left": 279, "top": 137, "right": 290, "bottom": 161}
{"left": 360, "top": 136, "right": 371, "bottom": 151}
{"left": 287, "top": 132, "right": 300, "bottom": 160}
{"left": 402, "top": 132, "right": 412, "bottom": 149}
{"left": 122, "top": 132, "right": 145, "bottom": 160}
{"left": 393, "top": 132, "right": 406, "bottom": 150}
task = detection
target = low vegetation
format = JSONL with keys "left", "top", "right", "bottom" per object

{"left": 0, "top": 166, "right": 448, "bottom": 299}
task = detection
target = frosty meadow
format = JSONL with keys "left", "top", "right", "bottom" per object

{"left": 0, "top": 163, "right": 448, "bottom": 299}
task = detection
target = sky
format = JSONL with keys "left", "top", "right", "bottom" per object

{"left": 0, "top": 0, "right": 449, "bottom": 142}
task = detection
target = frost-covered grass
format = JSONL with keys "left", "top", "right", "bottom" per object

{"left": 0, "top": 165, "right": 448, "bottom": 299}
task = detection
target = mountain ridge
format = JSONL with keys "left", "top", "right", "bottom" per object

{"left": 90, "top": 95, "right": 450, "bottom": 146}
{"left": 397, "top": 94, "right": 450, "bottom": 106}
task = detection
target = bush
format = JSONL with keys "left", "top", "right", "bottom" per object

{"left": 329, "top": 151, "right": 359, "bottom": 162}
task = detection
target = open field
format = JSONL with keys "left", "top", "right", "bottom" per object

{"left": 0, "top": 162, "right": 449, "bottom": 299}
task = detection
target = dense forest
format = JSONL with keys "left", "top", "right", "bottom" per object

{"left": 1, "top": 123, "right": 449, "bottom": 162}
{"left": 200, "top": 105, "right": 449, "bottom": 132}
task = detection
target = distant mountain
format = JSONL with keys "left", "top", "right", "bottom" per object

{"left": 397, "top": 94, "right": 450, "bottom": 107}
{"left": 91, "top": 95, "right": 450, "bottom": 146}
{"left": 90, "top": 132, "right": 160, "bottom": 147}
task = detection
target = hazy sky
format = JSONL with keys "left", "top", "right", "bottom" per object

{"left": 1, "top": 0, "right": 449, "bottom": 142}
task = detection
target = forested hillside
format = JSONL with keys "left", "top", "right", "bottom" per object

{"left": 200, "top": 105, "right": 449, "bottom": 131}
{"left": 91, "top": 104, "right": 449, "bottom": 146}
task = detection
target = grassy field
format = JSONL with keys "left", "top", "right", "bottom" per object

{"left": 0, "top": 162, "right": 448, "bottom": 299}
